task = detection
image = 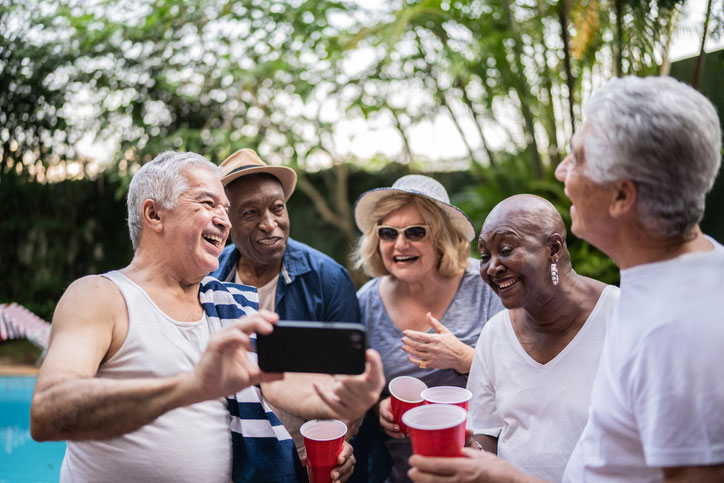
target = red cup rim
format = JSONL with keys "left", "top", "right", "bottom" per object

{"left": 421, "top": 386, "right": 473, "bottom": 404}
{"left": 401, "top": 404, "right": 467, "bottom": 430}
{"left": 388, "top": 375, "right": 428, "bottom": 403}
{"left": 300, "top": 419, "right": 348, "bottom": 441}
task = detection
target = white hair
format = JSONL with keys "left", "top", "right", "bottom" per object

{"left": 583, "top": 76, "right": 722, "bottom": 238}
{"left": 127, "top": 151, "right": 219, "bottom": 250}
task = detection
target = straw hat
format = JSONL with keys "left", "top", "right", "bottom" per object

{"left": 354, "top": 174, "right": 476, "bottom": 242}
{"left": 219, "top": 149, "right": 297, "bottom": 200}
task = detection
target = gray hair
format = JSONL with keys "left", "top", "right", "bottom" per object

{"left": 127, "top": 151, "right": 220, "bottom": 250}
{"left": 582, "top": 76, "right": 722, "bottom": 238}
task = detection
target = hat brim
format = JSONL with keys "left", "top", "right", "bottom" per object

{"left": 354, "top": 187, "right": 476, "bottom": 242}
{"left": 221, "top": 165, "right": 297, "bottom": 201}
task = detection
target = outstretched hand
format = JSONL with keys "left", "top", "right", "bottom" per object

{"left": 192, "top": 310, "right": 283, "bottom": 401}
{"left": 402, "top": 312, "right": 474, "bottom": 374}
{"left": 313, "top": 349, "right": 385, "bottom": 422}
{"left": 408, "top": 447, "right": 541, "bottom": 483}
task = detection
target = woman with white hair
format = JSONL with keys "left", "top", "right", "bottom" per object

{"left": 352, "top": 174, "right": 503, "bottom": 482}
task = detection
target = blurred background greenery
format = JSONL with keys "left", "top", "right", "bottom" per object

{"left": 1, "top": 0, "right": 722, "bottom": 331}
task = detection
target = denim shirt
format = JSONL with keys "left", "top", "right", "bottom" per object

{"left": 211, "top": 238, "right": 360, "bottom": 324}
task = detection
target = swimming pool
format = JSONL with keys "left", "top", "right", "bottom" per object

{"left": 0, "top": 376, "right": 65, "bottom": 483}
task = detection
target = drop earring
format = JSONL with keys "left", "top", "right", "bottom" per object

{"left": 551, "top": 261, "right": 559, "bottom": 286}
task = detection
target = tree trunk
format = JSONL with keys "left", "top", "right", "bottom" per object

{"left": 389, "top": 108, "right": 414, "bottom": 163}
{"left": 457, "top": 76, "right": 497, "bottom": 168}
{"left": 692, "top": 0, "right": 713, "bottom": 89}
{"left": 558, "top": 0, "right": 576, "bottom": 135}
{"left": 501, "top": 0, "right": 543, "bottom": 178}
{"left": 615, "top": 0, "right": 623, "bottom": 77}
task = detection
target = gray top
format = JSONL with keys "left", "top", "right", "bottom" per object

{"left": 358, "top": 261, "right": 503, "bottom": 389}
{"left": 357, "top": 261, "right": 504, "bottom": 482}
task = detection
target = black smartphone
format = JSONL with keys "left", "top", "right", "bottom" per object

{"left": 256, "top": 321, "right": 367, "bottom": 375}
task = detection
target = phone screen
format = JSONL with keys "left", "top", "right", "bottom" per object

{"left": 256, "top": 321, "right": 366, "bottom": 375}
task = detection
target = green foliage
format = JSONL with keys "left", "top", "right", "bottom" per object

{"left": 0, "top": 172, "right": 133, "bottom": 321}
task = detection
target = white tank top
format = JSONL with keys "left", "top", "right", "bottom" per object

{"left": 60, "top": 271, "right": 232, "bottom": 483}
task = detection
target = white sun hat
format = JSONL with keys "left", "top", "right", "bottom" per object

{"left": 353, "top": 174, "right": 476, "bottom": 242}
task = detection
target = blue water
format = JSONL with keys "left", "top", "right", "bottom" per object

{"left": 0, "top": 376, "right": 65, "bottom": 483}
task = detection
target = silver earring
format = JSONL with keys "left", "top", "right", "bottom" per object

{"left": 551, "top": 262, "right": 559, "bottom": 286}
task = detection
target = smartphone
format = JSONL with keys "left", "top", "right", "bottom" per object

{"left": 256, "top": 321, "right": 367, "bottom": 375}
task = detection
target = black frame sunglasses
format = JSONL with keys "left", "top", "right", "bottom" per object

{"left": 377, "top": 224, "right": 430, "bottom": 242}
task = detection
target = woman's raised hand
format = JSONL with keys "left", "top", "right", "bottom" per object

{"left": 401, "top": 312, "right": 474, "bottom": 374}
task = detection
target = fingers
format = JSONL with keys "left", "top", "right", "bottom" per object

{"left": 426, "top": 312, "right": 449, "bottom": 334}
{"left": 460, "top": 447, "right": 483, "bottom": 457}
{"left": 231, "top": 313, "right": 276, "bottom": 336}
{"left": 256, "top": 309, "right": 280, "bottom": 323}
{"left": 464, "top": 428, "right": 474, "bottom": 447}
{"left": 378, "top": 399, "right": 405, "bottom": 438}
{"left": 408, "top": 455, "right": 459, "bottom": 476}
{"left": 332, "top": 442, "right": 355, "bottom": 481}
{"left": 363, "top": 349, "right": 385, "bottom": 393}
{"left": 313, "top": 382, "right": 345, "bottom": 415}
{"left": 402, "top": 330, "right": 434, "bottom": 344}
{"left": 401, "top": 336, "right": 429, "bottom": 354}
{"left": 209, "top": 325, "right": 254, "bottom": 352}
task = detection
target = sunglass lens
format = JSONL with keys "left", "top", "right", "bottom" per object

{"left": 378, "top": 227, "right": 399, "bottom": 241}
{"left": 404, "top": 226, "right": 427, "bottom": 241}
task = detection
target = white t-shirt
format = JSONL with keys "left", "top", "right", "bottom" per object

{"left": 468, "top": 285, "right": 619, "bottom": 482}
{"left": 564, "top": 237, "right": 724, "bottom": 482}
{"left": 235, "top": 270, "right": 279, "bottom": 313}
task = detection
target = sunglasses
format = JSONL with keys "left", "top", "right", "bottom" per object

{"left": 377, "top": 224, "right": 429, "bottom": 242}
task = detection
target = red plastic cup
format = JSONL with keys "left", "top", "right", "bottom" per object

{"left": 402, "top": 404, "right": 467, "bottom": 457}
{"left": 300, "top": 419, "right": 347, "bottom": 483}
{"left": 388, "top": 376, "right": 428, "bottom": 434}
{"left": 421, "top": 386, "right": 473, "bottom": 411}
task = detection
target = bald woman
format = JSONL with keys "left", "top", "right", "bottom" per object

{"left": 465, "top": 195, "right": 620, "bottom": 482}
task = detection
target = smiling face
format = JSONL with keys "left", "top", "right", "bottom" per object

{"left": 227, "top": 173, "right": 290, "bottom": 273}
{"left": 478, "top": 213, "right": 553, "bottom": 310}
{"left": 378, "top": 203, "right": 440, "bottom": 282}
{"left": 160, "top": 167, "right": 231, "bottom": 278}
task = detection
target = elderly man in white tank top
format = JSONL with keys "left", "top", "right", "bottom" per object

{"left": 30, "top": 151, "right": 384, "bottom": 482}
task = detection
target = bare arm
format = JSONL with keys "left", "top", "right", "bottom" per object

{"left": 261, "top": 373, "right": 339, "bottom": 421}
{"left": 662, "top": 465, "right": 724, "bottom": 482}
{"left": 31, "top": 276, "right": 280, "bottom": 441}
{"left": 314, "top": 349, "right": 385, "bottom": 423}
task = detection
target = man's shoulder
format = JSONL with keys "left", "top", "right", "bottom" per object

{"left": 65, "top": 273, "right": 121, "bottom": 300}
{"left": 53, "top": 273, "right": 126, "bottom": 326}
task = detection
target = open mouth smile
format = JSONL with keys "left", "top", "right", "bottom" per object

{"left": 393, "top": 255, "right": 419, "bottom": 263}
{"left": 495, "top": 277, "right": 519, "bottom": 291}
{"left": 202, "top": 233, "right": 223, "bottom": 248}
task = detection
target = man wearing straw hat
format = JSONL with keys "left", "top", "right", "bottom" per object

{"left": 407, "top": 77, "right": 724, "bottom": 481}
{"left": 210, "top": 148, "right": 362, "bottom": 458}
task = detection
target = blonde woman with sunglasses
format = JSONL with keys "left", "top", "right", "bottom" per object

{"left": 351, "top": 175, "right": 503, "bottom": 482}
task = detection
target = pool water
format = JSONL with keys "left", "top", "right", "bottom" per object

{"left": 0, "top": 376, "right": 65, "bottom": 483}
